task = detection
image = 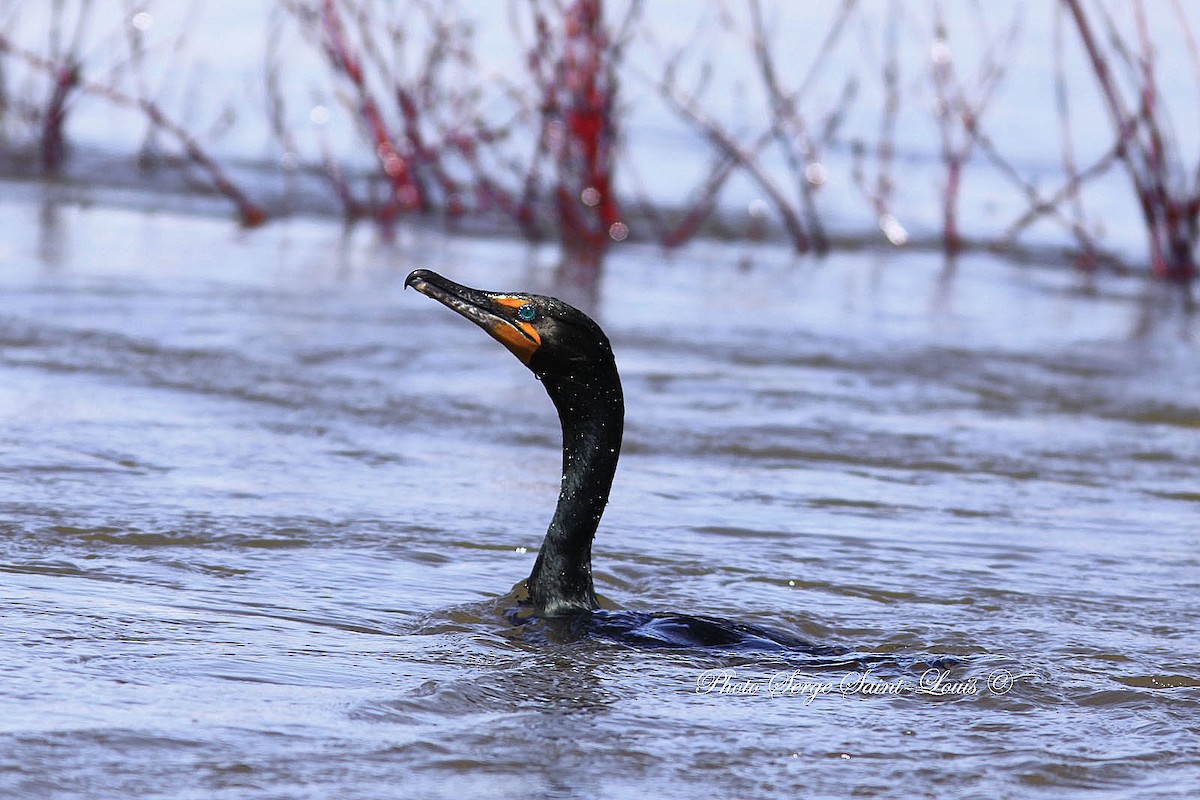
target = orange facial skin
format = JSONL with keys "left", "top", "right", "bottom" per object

{"left": 491, "top": 296, "right": 542, "bottom": 364}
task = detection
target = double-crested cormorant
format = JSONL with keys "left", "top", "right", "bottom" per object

{"left": 406, "top": 269, "right": 836, "bottom": 652}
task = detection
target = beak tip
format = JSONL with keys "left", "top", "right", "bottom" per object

{"left": 405, "top": 268, "right": 432, "bottom": 293}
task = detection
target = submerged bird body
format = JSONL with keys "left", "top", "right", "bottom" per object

{"left": 406, "top": 269, "right": 832, "bottom": 653}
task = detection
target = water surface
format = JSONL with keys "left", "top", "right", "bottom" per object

{"left": 2, "top": 198, "right": 1198, "bottom": 799}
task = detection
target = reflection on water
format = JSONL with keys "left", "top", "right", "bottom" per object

{"left": 1, "top": 198, "right": 1198, "bottom": 799}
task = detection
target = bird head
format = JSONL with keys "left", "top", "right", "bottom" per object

{"left": 405, "top": 269, "right": 614, "bottom": 377}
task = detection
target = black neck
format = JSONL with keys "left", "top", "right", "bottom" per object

{"left": 526, "top": 359, "right": 624, "bottom": 617}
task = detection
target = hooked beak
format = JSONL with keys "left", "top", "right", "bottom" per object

{"left": 405, "top": 269, "right": 541, "bottom": 364}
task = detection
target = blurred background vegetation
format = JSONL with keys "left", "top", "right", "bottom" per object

{"left": 1, "top": 0, "right": 1198, "bottom": 290}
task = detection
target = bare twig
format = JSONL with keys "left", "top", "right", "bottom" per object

{"left": 0, "top": 27, "right": 266, "bottom": 225}
{"left": 927, "top": 0, "right": 1021, "bottom": 255}
{"left": 1062, "top": 0, "right": 1197, "bottom": 282}
{"left": 850, "top": 0, "right": 906, "bottom": 245}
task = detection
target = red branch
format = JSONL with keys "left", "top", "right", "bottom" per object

{"left": 1063, "top": 0, "right": 1197, "bottom": 281}
{"left": 318, "top": 0, "right": 425, "bottom": 223}
{"left": 0, "top": 32, "right": 266, "bottom": 226}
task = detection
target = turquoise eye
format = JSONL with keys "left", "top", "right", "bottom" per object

{"left": 517, "top": 304, "right": 538, "bottom": 322}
